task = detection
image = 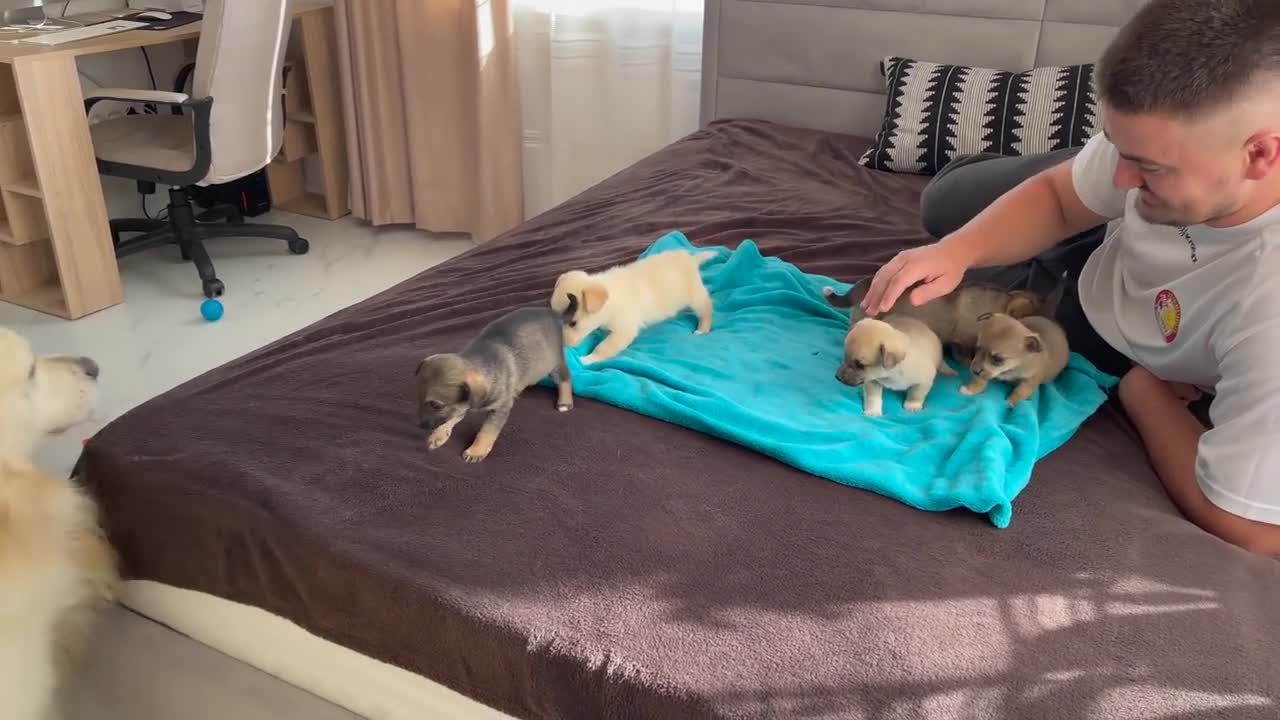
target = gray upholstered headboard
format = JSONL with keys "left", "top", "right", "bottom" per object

{"left": 699, "top": 0, "right": 1149, "bottom": 137}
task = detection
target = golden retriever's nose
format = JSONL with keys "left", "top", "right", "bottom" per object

{"left": 76, "top": 357, "right": 100, "bottom": 379}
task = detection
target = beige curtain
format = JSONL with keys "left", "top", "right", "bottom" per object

{"left": 512, "top": 1, "right": 703, "bottom": 218}
{"left": 334, "top": 0, "right": 524, "bottom": 244}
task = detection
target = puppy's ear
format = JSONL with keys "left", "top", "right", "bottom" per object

{"left": 879, "top": 342, "right": 905, "bottom": 369}
{"left": 582, "top": 283, "right": 609, "bottom": 313}
{"left": 1024, "top": 335, "right": 1043, "bottom": 353}
{"left": 976, "top": 312, "right": 994, "bottom": 323}
{"left": 461, "top": 368, "right": 490, "bottom": 405}
{"left": 1006, "top": 295, "right": 1038, "bottom": 318}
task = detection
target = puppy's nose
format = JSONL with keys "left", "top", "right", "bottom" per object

{"left": 969, "top": 366, "right": 983, "bottom": 377}
{"left": 76, "top": 357, "right": 100, "bottom": 379}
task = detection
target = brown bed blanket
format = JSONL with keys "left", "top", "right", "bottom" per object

{"left": 82, "top": 119, "right": 1280, "bottom": 719}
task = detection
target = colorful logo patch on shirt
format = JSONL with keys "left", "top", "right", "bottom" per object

{"left": 1154, "top": 289, "right": 1181, "bottom": 343}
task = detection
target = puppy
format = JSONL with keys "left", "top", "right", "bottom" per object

{"left": 551, "top": 248, "right": 716, "bottom": 365}
{"left": 836, "top": 315, "right": 957, "bottom": 417}
{"left": 824, "top": 280, "right": 1043, "bottom": 360}
{"left": 0, "top": 327, "right": 118, "bottom": 720}
{"left": 961, "top": 312, "right": 1070, "bottom": 407}
{"left": 416, "top": 306, "right": 572, "bottom": 463}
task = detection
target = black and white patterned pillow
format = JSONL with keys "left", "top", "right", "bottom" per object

{"left": 859, "top": 56, "right": 1102, "bottom": 175}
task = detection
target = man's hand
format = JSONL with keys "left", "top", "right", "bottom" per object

{"left": 859, "top": 241, "right": 972, "bottom": 315}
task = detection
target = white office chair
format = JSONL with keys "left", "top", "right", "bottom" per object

{"left": 84, "top": 0, "right": 306, "bottom": 299}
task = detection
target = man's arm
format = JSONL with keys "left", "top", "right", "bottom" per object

{"left": 944, "top": 159, "right": 1110, "bottom": 270}
{"left": 861, "top": 135, "right": 1121, "bottom": 314}
{"left": 1119, "top": 366, "right": 1280, "bottom": 556}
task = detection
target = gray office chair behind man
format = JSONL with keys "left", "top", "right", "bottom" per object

{"left": 85, "top": 0, "right": 307, "bottom": 299}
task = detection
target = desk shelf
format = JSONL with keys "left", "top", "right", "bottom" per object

{"left": 0, "top": 70, "right": 63, "bottom": 315}
{"left": 0, "top": 2, "right": 344, "bottom": 319}
{"left": 266, "top": 10, "right": 349, "bottom": 222}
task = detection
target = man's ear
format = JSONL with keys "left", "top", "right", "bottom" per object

{"left": 879, "top": 342, "right": 904, "bottom": 369}
{"left": 1244, "top": 131, "right": 1280, "bottom": 181}
{"left": 582, "top": 283, "right": 609, "bottom": 313}
{"left": 1024, "top": 335, "right": 1043, "bottom": 353}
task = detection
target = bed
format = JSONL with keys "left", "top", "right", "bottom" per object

{"left": 81, "top": 1, "right": 1280, "bottom": 718}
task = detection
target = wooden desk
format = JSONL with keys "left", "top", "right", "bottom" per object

{"left": 0, "top": 0, "right": 348, "bottom": 320}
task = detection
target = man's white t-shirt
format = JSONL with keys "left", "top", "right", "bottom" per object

{"left": 1073, "top": 132, "right": 1280, "bottom": 525}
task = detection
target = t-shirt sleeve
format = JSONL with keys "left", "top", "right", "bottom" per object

{"left": 1196, "top": 324, "right": 1280, "bottom": 525}
{"left": 1070, "top": 132, "right": 1129, "bottom": 220}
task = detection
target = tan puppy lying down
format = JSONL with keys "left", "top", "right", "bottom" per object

{"left": 551, "top": 248, "right": 716, "bottom": 365}
{"left": 962, "top": 311, "right": 1071, "bottom": 407}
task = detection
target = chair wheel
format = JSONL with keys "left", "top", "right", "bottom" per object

{"left": 203, "top": 278, "right": 225, "bottom": 298}
{"left": 288, "top": 237, "right": 310, "bottom": 255}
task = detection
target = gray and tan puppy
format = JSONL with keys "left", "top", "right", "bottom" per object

{"left": 836, "top": 315, "right": 957, "bottom": 417}
{"left": 823, "top": 280, "right": 1043, "bottom": 357}
{"left": 415, "top": 306, "right": 572, "bottom": 463}
{"left": 961, "top": 312, "right": 1070, "bottom": 407}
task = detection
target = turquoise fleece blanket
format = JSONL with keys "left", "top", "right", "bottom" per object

{"left": 545, "top": 231, "right": 1118, "bottom": 527}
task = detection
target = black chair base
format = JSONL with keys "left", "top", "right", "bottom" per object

{"left": 112, "top": 186, "right": 309, "bottom": 298}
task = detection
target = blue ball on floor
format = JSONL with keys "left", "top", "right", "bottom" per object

{"left": 200, "top": 298, "right": 224, "bottom": 322}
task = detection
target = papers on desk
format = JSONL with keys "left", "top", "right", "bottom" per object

{"left": 16, "top": 20, "right": 148, "bottom": 45}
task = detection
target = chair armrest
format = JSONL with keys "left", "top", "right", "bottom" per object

{"left": 84, "top": 88, "right": 192, "bottom": 113}
{"left": 85, "top": 90, "right": 216, "bottom": 188}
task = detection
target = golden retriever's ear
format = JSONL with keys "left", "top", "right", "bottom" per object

{"left": 582, "top": 284, "right": 609, "bottom": 313}
{"left": 1024, "top": 335, "right": 1044, "bottom": 353}
{"left": 879, "top": 342, "right": 904, "bottom": 369}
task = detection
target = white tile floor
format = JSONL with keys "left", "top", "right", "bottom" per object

{"left": 3, "top": 210, "right": 473, "bottom": 480}
{"left": 1, "top": 209, "right": 473, "bottom": 720}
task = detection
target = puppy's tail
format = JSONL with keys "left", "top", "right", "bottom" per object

{"left": 1042, "top": 269, "right": 1070, "bottom": 318}
{"left": 822, "top": 286, "right": 854, "bottom": 308}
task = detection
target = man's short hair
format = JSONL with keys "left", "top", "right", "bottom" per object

{"left": 1098, "top": 0, "right": 1280, "bottom": 117}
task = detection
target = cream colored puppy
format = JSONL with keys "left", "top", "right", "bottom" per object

{"left": 551, "top": 248, "right": 716, "bottom": 365}
{"left": 0, "top": 327, "right": 118, "bottom": 720}
{"left": 835, "top": 315, "right": 956, "bottom": 416}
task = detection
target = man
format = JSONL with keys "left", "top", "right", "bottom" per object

{"left": 859, "top": 0, "right": 1280, "bottom": 556}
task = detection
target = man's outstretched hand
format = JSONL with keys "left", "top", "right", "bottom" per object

{"left": 859, "top": 241, "right": 971, "bottom": 315}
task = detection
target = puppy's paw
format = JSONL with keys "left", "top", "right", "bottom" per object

{"left": 959, "top": 384, "right": 981, "bottom": 396}
{"left": 427, "top": 428, "right": 452, "bottom": 450}
{"left": 903, "top": 400, "right": 924, "bottom": 412}
{"left": 580, "top": 353, "right": 600, "bottom": 366}
{"left": 694, "top": 328, "right": 710, "bottom": 336}
{"left": 462, "top": 447, "right": 490, "bottom": 463}
{"left": 863, "top": 406, "right": 883, "bottom": 418}
{"left": 556, "top": 402, "right": 573, "bottom": 412}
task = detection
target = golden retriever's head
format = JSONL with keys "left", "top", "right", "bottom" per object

{"left": 550, "top": 270, "right": 609, "bottom": 346}
{"left": 0, "top": 327, "right": 99, "bottom": 465}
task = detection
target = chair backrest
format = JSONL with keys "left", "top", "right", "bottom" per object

{"left": 192, "top": 0, "right": 295, "bottom": 184}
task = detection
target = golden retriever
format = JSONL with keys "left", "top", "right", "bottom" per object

{"left": 0, "top": 327, "right": 117, "bottom": 720}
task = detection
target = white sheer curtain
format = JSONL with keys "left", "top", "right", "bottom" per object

{"left": 512, "top": 0, "right": 704, "bottom": 218}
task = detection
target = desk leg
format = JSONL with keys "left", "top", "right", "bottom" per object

{"left": 12, "top": 54, "right": 123, "bottom": 319}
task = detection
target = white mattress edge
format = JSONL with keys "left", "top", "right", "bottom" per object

{"left": 120, "top": 580, "right": 516, "bottom": 720}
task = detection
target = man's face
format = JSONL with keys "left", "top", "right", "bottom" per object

{"left": 1103, "top": 105, "right": 1249, "bottom": 227}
